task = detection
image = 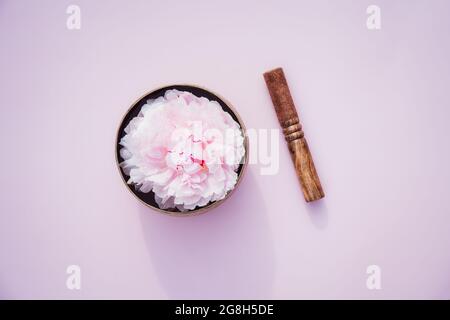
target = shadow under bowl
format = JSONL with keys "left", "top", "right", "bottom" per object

{"left": 115, "top": 84, "right": 249, "bottom": 217}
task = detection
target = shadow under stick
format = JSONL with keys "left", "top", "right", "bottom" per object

{"left": 263, "top": 67, "right": 324, "bottom": 202}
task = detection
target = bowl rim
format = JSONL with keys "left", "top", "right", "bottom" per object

{"left": 115, "top": 83, "right": 249, "bottom": 217}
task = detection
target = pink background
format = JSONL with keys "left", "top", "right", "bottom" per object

{"left": 1, "top": 0, "right": 450, "bottom": 299}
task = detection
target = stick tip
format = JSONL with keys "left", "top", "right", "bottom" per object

{"left": 263, "top": 67, "right": 284, "bottom": 79}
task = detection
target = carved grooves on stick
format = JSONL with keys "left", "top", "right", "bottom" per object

{"left": 282, "top": 117, "right": 304, "bottom": 142}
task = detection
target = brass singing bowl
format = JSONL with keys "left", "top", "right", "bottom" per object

{"left": 115, "top": 84, "right": 249, "bottom": 217}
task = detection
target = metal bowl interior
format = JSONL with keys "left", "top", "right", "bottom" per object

{"left": 115, "top": 84, "right": 249, "bottom": 216}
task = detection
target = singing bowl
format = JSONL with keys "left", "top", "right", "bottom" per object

{"left": 115, "top": 84, "right": 249, "bottom": 216}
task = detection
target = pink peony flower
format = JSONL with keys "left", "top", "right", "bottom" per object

{"left": 119, "top": 89, "right": 245, "bottom": 211}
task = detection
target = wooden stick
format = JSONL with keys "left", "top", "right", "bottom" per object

{"left": 263, "top": 67, "right": 324, "bottom": 202}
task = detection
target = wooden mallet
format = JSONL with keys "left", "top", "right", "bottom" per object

{"left": 263, "top": 67, "right": 324, "bottom": 202}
